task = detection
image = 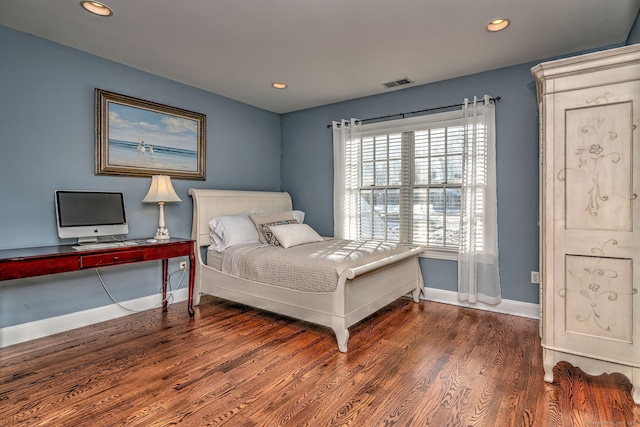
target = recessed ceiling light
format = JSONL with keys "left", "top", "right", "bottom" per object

{"left": 486, "top": 18, "right": 510, "bottom": 32}
{"left": 272, "top": 82, "right": 288, "bottom": 89}
{"left": 80, "top": 1, "right": 113, "bottom": 17}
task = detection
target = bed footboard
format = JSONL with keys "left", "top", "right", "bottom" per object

{"left": 332, "top": 246, "right": 424, "bottom": 352}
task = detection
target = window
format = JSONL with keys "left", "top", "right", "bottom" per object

{"left": 334, "top": 108, "right": 488, "bottom": 255}
{"left": 412, "top": 126, "right": 465, "bottom": 249}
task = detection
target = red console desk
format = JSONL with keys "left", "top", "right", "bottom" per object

{"left": 0, "top": 237, "right": 196, "bottom": 316}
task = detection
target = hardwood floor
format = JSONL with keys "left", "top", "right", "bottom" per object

{"left": 1, "top": 296, "right": 639, "bottom": 426}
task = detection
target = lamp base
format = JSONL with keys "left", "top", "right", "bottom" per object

{"left": 154, "top": 226, "right": 171, "bottom": 240}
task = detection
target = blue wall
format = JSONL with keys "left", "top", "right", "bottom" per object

{"left": 0, "top": 25, "right": 282, "bottom": 328}
{"left": 628, "top": 12, "right": 640, "bottom": 44}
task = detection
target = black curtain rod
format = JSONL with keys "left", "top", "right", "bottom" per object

{"left": 326, "top": 96, "right": 501, "bottom": 128}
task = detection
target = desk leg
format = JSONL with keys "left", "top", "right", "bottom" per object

{"left": 162, "top": 259, "right": 168, "bottom": 312}
{"left": 188, "top": 245, "right": 195, "bottom": 317}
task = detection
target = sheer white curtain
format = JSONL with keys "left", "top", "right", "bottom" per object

{"left": 457, "top": 95, "right": 501, "bottom": 304}
{"left": 332, "top": 119, "right": 361, "bottom": 239}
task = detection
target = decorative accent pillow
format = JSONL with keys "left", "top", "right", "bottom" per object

{"left": 258, "top": 219, "right": 299, "bottom": 245}
{"left": 249, "top": 211, "right": 296, "bottom": 243}
{"left": 268, "top": 223, "right": 324, "bottom": 249}
{"left": 208, "top": 213, "right": 260, "bottom": 252}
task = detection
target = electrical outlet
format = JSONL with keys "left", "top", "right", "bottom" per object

{"left": 531, "top": 271, "right": 540, "bottom": 284}
{"left": 179, "top": 261, "right": 187, "bottom": 271}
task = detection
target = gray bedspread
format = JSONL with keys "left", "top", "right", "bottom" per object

{"left": 213, "top": 239, "right": 408, "bottom": 293}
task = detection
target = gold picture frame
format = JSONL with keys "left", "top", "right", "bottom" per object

{"left": 95, "top": 89, "right": 206, "bottom": 180}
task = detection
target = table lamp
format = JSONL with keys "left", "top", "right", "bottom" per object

{"left": 143, "top": 175, "right": 181, "bottom": 240}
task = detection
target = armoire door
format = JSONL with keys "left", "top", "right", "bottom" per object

{"left": 548, "top": 79, "right": 639, "bottom": 365}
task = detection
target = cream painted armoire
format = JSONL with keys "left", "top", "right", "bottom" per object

{"left": 532, "top": 44, "right": 640, "bottom": 405}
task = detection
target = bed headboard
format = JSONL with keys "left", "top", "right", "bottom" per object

{"left": 188, "top": 188, "right": 293, "bottom": 248}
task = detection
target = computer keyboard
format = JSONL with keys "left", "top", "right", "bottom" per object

{"left": 72, "top": 241, "right": 140, "bottom": 251}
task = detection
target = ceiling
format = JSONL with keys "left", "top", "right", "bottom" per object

{"left": 1, "top": 0, "right": 638, "bottom": 113}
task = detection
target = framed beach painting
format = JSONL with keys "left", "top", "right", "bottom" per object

{"left": 95, "top": 89, "right": 206, "bottom": 180}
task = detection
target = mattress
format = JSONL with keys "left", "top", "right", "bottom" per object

{"left": 207, "top": 239, "right": 408, "bottom": 293}
{"left": 206, "top": 247, "right": 225, "bottom": 271}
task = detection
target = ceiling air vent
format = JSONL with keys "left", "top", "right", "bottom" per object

{"left": 383, "top": 78, "right": 414, "bottom": 89}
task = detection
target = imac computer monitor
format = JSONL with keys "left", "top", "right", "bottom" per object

{"left": 55, "top": 190, "right": 129, "bottom": 244}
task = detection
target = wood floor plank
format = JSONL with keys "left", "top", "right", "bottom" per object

{"left": 2, "top": 295, "right": 640, "bottom": 426}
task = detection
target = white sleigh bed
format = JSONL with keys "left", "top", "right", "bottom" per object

{"left": 189, "top": 188, "right": 424, "bottom": 352}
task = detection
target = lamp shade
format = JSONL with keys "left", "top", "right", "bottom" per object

{"left": 143, "top": 175, "right": 181, "bottom": 203}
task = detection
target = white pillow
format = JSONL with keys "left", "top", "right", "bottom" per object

{"left": 292, "top": 210, "right": 305, "bottom": 224}
{"left": 208, "top": 214, "right": 260, "bottom": 252}
{"left": 268, "top": 223, "right": 323, "bottom": 249}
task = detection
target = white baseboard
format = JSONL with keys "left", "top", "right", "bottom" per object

{"left": 0, "top": 288, "right": 188, "bottom": 348}
{"left": 421, "top": 286, "right": 540, "bottom": 319}
{"left": 2, "top": 286, "right": 539, "bottom": 349}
